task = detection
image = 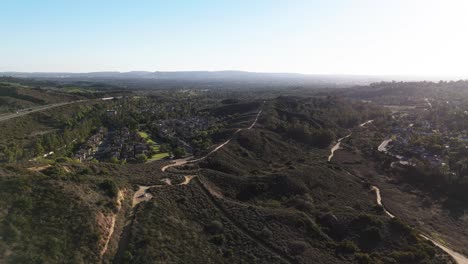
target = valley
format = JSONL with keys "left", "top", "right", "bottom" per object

{"left": 0, "top": 78, "right": 467, "bottom": 263}
{"left": 3, "top": 1, "right": 468, "bottom": 263}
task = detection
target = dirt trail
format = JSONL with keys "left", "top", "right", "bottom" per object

{"left": 179, "top": 175, "right": 196, "bottom": 185}
{"left": 161, "top": 157, "right": 193, "bottom": 172}
{"left": 328, "top": 119, "right": 371, "bottom": 162}
{"left": 112, "top": 205, "right": 138, "bottom": 264}
{"left": 335, "top": 122, "right": 468, "bottom": 264}
{"left": 132, "top": 184, "right": 167, "bottom": 207}
{"left": 328, "top": 134, "right": 351, "bottom": 162}
{"left": 100, "top": 190, "right": 125, "bottom": 258}
{"left": 420, "top": 234, "right": 468, "bottom": 264}
{"left": 113, "top": 105, "right": 264, "bottom": 262}
{"left": 137, "top": 104, "right": 292, "bottom": 263}
{"left": 248, "top": 109, "right": 262, "bottom": 129}
{"left": 359, "top": 120, "right": 374, "bottom": 127}
{"left": 373, "top": 136, "right": 468, "bottom": 263}
{"left": 27, "top": 164, "right": 52, "bottom": 172}
{"left": 377, "top": 138, "right": 392, "bottom": 152}
{"left": 374, "top": 139, "right": 468, "bottom": 263}
{"left": 100, "top": 216, "right": 116, "bottom": 257}
{"left": 371, "top": 185, "right": 467, "bottom": 264}
{"left": 160, "top": 178, "right": 172, "bottom": 185}
{"left": 370, "top": 186, "right": 395, "bottom": 218}
{"left": 161, "top": 105, "right": 264, "bottom": 168}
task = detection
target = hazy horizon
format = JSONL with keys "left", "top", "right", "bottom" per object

{"left": 2, "top": 1, "right": 468, "bottom": 76}
{"left": 2, "top": 70, "right": 468, "bottom": 82}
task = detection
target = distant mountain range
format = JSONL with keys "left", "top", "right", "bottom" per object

{"left": 0, "top": 71, "right": 384, "bottom": 83}
{"left": 0, "top": 71, "right": 461, "bottom": 86}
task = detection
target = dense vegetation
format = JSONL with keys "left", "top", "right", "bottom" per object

{"left": 0, "top": 78, "right": 464, "bottom": 263}
{"left": 119, "top": 97, "right": 450, "bottom": 263}
{"left": 0, "top": 163, "right": 127, "bottom": 263}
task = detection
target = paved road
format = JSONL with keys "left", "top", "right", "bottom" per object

{"left": 0, "top": 100, "right": 86, "bottom": 123}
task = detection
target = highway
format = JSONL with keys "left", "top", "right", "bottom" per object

{"left": 0, "top": 100, "right": 87, "bottom": 123}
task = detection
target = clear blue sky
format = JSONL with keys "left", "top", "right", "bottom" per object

{"left": 2, "top": 0, "right": 468, "bottom": 75}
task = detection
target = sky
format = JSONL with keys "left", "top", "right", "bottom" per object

{"left": 2, "top": 0, "right": 468, "bottom": 76}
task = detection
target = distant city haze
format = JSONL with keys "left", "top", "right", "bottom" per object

{"left": 2, "top": 0, "right": 468, "bottom": 77}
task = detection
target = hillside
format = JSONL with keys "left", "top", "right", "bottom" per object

{"left": 0, "top": 162, "right": 129, "bottom": 263}
{"left": 0, "top": 91, "right": 461, "bottom": 263}
{"left": 117, "top": 97, "right": 453, "bottom": 264}
{"left": 0, "top": 81, "right": 86, "bottom": 114}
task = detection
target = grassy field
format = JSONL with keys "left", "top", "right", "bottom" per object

{"left": 148, "top": 152, "right": 170, "bottom": 161}
{"left": 150, "top": 145, "right": 160, "bottom": 152}
{"left": 60, "top": 87, "right": 97, "bottom": 94}
{"left": 137, "top": 131, "right": 156, "bottom": 144}
{"left": 138, "top": 131, "right": 170, "bottom": 161}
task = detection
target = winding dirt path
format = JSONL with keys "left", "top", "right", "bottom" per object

{"left": 420, "top": 234, "right": 468, "bottom": 264}
{"left": 27, "top": 164, "right": 52, "bottom": 172}
{"left": 133, "top": 105, "right": 265, "bottom": 207}
{"left": 161, "top": 157, "right": 193, "bottom": 172}
{"left": 100, "top": 190, "right": 125, "bottom": 258}
{"left": 114, "top": 105, "right": 266, "bottom": 262}
{"left": 179, "top": 175, "right": 196, "bottom": 185}
{"left": 370, "top": 186, "right": 395, "bottom": 218}
{"left": 377, "top": 138, "right": 392, "bottom": 152}
{"left": 371, "top": 185, "right": 467, "bottom": 264}
{"left": 328, "top": 134, "right": 351, "bottom": 162}
{"left": 157, "top": 104, "right": 292, "bottom": 263}
{"left": 359, "top": 120, "right": 374, "bottom": 127}
{"left": 159, "top": 104, "right": 264, "bottom": 170}
{"left": 374, "top": 137, "right": 467, "bottom": 263}
{"left": 331, "top": 122, "right": 468, "bottom": 263}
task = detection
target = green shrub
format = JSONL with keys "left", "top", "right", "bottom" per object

{"left": 289, "top": 240, "right": 308, "bottom": 255}
{"left": 355, "top": 252, "right": 372, "bottom": 264}
{"left": 354, "top": 214, "right": 383, "bottom": 228}
{"left": 223, "top": 249, "right": 234, "bottom": 258}
{"left": 389, "top": 251, "right": 415, "bottom": 262}
{"left": 172, "top": 147, "right": 185, "bottom": 158}
{"left": 260, "top": 227, "right": 273, "bottom": 239}
{"left": 2, "top": 222, "right": 20, "bottom": 243}
{"left": 136, "top": 154, "right": 148, "bottom": 163}
{"left": 209, "top": 234, "right": 225, "bottom": 245}
{"left": 99, "top": 179, "right": 118, "bottom": 198}
{"left": 42, "top": 165, "right": 68, "bottom": 179}
{"left": 110, "top": 157, "right": 119, "bottom": 164}
{"left": 361, "top": 226, "right": 382, "bottom": 243}
{"left": 205, "top": 220, "right": 223, "bottom": 234}
{"left": 389, "top": 218, "right": 412, "bottom": 234}
{"left": 80, "top": 167, "right": 92, "bottom": 175}
{"left": 337, "top": 240, "right": 358, "bottom": 254}
{"left": 55, "top": 157, "right": 69, "bottom": 163}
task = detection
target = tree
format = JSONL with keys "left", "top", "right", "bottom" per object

{"left": 99, "top": 179, "right": 119, "bottom": 198}
{"left": 136, "top": 154, "right": 148, "bottom": 163}
{"left": 172, "top": 147, "right": 186, "bottom": 158}
{"left": 34, "top": 141, "right": 45, "bottom": 156}
{"left": 4, "top": 149, "right": 15, "bottom": 162}
{"left": 110, "top": 156, "right": 119, "bottom": 164}
{"left": 160, "top": 144, "right": 170, "bottom": 153}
